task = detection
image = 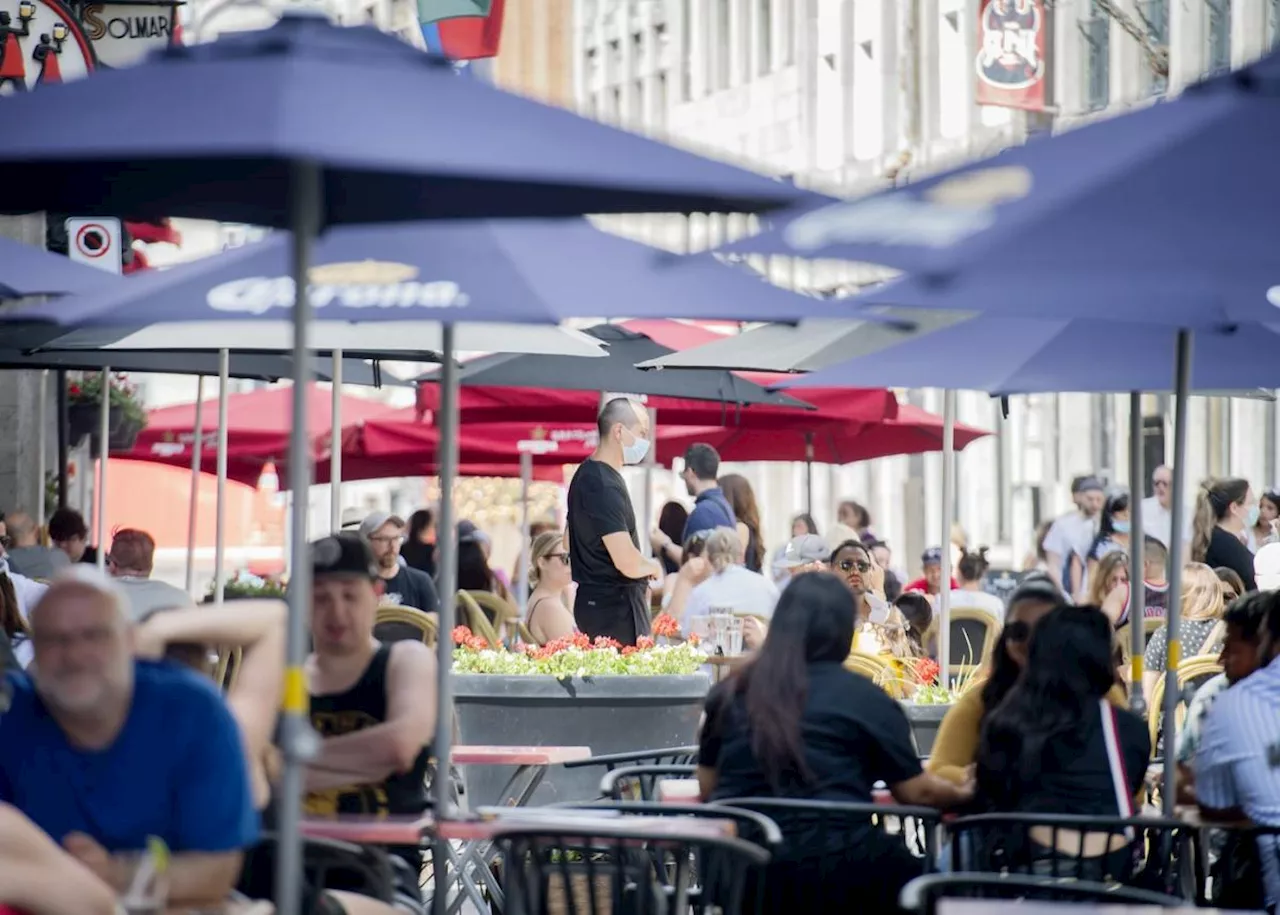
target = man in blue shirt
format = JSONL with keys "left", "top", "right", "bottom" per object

{"left": 1196, "top": 589, "right": 1280, "bottom": 907}
{"left": 652, "top": 443, "right": 736, "bottom": 570}
{"left": 0, "top": 567, "right": 257, "bottom": 908}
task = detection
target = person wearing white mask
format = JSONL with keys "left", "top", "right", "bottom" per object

{"left": 565, "top": 397, "right": 663, "bottom": 645}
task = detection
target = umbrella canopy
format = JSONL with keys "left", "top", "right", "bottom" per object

{"left": 413, "top": 323, "right": 814, "bottom": 408}
{"left": 719, "top": 50, "right": 1280, "bottom": 328}
{"left": 779, "top": 309, "right": 1280, "bottom": 395}
{"left": 0, "top": 235, "right": 121, "bottom": 299}
{"left": 655, "top": 404, "right": 989, "bottom": 464}
{"left": 0, "top": 14, "right": 807, "bottom": 226}
{"left": 636, "top": 313, "right": 972, "bottom": 373}
{"left": 8, "top": 219, "right": 904, "bottom": 335}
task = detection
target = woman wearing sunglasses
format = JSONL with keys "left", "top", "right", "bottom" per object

{"left": 526, "top": 531, "right": 576, "bottom": 646}
{"left": 926, "top": 575, "right": 1126, "bottom": 786}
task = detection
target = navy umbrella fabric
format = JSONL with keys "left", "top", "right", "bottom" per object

{"left": 0, "top": 234, "right": 121, "bottom": 299}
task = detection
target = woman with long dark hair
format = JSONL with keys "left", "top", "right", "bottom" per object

{"left": 0, "top": 573, "right": 29, "bottom": 668}
{"left": 654, "top": 501, "right": 689, "bottom": 576}
{"left": 1191, "top": 478, "right": 1257, "bottom": 590}
{"left": 1252, "top": 489, "right": 1279, "bottom": 550}
{"left": 400, "top": 509, "right": 436, "bottom": 577}
{"left": 1082, "top": 492, "right": 1130, "bottom": 600}
{"left": 697, "top": 572, "right": 972, "bottom": 911}
{"left": 456, "top": 521, "right": 513, "bottom": 604}
{"left": 975, "top": 605, "right": 1150, "bottom": 876}
{"left": 719, "top": 473, "right": 765, "bottom": 573}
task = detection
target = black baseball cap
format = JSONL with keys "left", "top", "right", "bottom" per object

{"left": 311, "top": 533, "right": 378, "bottom": 580}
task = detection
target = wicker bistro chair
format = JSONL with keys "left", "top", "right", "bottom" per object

{"left": 213, "top": 646, "right": 243, "bottom": 691}
{"left": 374, "top": 605, "right": 439, "bottom": 646}
{"left": 493, "top": 820, "right": 772, "bottom": 915}
{"left": 1147, "top": 654, "right": 1225, "bottom": 758}
{"left": 946, "top": 812, "right": 1196, "bottom": 897}
{"left": 456, "top": 590, "right": 505, "bottom": 647}
{"left": 466, "top": 589, "right": 535, "bottom": 644}
{"left": 598, "top": 765, "right": 697, "bottom": 802}
{"left": 947, "top": 609, "right": 1000, "bottom": 679}
{"left": 844, "top": 651, "right": 905, "bottom": 699}
{"left": 899, "top": 872, "right": 1185, "bottom": 913}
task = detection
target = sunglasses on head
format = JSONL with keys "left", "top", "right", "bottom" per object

{"left": 836, "top": 558, "right": 872, "bottom": 574}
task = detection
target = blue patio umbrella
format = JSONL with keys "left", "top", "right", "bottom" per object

{"left": 0, "top": 15, "right": 818, "bottom": 910}
{"left": 0, "top": 234, "right": 120, "bottom": 299}
{"left": 720, "top": 48, "right": 1280, "bottom": 328}
{"left": 7, "top": 219, "right": 911, "bottom": 340}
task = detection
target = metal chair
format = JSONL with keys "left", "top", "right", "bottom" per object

{"left": 899, "top": 872, "right": 1185, "bottom": 913}
{"left": 562, "top": 746, "right": 699, "bottom": 780}
{"left": 493, "top": 821, "right": 770, "bottom": 915}
{"left": 946, "top": 812, "right": 1194, "bottom": 896}
{"left": 374, "top": 605, "right": 439, "bottom": 646}
{"left": 598, "top": 764, "right": 697, "bottom": 802}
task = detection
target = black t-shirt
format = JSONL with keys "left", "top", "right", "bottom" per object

{"left": 976, "top": 701, "right": 1150, "bottom": 816}
{"left": 1205, "top": 526, "right": 1257, "bottom": 592}
{"left": 380, "top": 565, "right": 439, "bottom": 613}
{"left": 566, "top": 458, "right": 642, "bottom": 598}
{"left": 699, "top": 661, "right": 922, "bottom": 804}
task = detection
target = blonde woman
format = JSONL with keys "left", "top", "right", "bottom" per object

{"left": 1142, "top": 562, "right": 1225, "bottom": 699}
{"left": 525, "top": 531, "right": 576, "bottom": 646}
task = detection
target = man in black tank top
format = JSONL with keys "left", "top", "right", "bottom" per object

{"left": 304, "top": 534, "right": 439, "bottom": 883}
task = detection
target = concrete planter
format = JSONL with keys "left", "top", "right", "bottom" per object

{"left": 453, "top": 673, "right": 711, "bottom": 807}
{"left": 900, "top": 702, "right": 951, "bottom": 757}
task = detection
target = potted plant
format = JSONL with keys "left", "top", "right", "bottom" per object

{"left": 897, "top": 657, "right": 982, "bottom": 757}
{"left": 204, "top": 572, "right": 287, "bottom": 603}
{"left": 67, "top": 372, "right": 147, "bottom": 456}
{"left": 451, "top": 614, "right": 711, "bottom": 807}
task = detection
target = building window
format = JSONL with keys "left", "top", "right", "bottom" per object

{"left": 655, "top": 71, "right": 668, "bottom": 129}
{"left": 1136, "top": 0, "right": 1168, "bottom": 95}
{"left": 1081, "top": 1, "right": 1110, "bottom": 111}
{"left": 679, "top": 0, "right": 692, "bottom": 99}
{"left": 715, "top": 0, "right": 731, "bottom": 89}
{"left": 1271, "top": 0, "right": 1280, "bottom": 46}
{"left": 757, "top": 0, "right": 772, "bottom": 75}
{"left": 1206, "top": 0, "right": 1231, "bottom": 74}
{"left": 780, "top": 0, "right": 795, "bottom": 66}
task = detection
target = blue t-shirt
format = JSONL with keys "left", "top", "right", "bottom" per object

{"left": 0, "top": 661, "right": 258, "bottom": 853}
{"left": 682, "top": 488, "right": 736, "bottom": 542}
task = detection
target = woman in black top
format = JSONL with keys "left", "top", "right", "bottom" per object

{"left": 655, "top": 501, "right": 688, "bottom": 576}
{"left": 698, "top": 573, "right": 972, "bottom": 912}
{"left": 719, "top": 473, "right": 765, "bottom": 573}
{"left": 1191, "top": 478, "right": 1257, "bottom": 591}
{"left": 975, "top": 604, "right": 1150, "bottom": 879}
{"left": 400, "top": 509, "right": 436, "bottom": 578}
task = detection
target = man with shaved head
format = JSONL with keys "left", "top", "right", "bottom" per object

{"left": 0, "top": 567, "right": 257, "bottom": 908}
{"left": 565, "top": 397, "right": 663, "bottom": 644}
{"left": 5, "top": 511, "right": 68, "bottom": 580}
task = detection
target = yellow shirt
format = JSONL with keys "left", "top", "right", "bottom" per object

{"left": 927, "top": 682, "right": 1129, "bottom": 785}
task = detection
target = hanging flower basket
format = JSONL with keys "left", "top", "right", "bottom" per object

{"left": 66, "top": 373, "right": 148, "bottom": 457}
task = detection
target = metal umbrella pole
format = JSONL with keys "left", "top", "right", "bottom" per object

{"left": 330, "top": 350, "right": 343, "bottom": 531}
{"left": 184, "top": 376, "right": 206, "bottom": 595}
{"left": 95, "top": 368, "right": 110, "bottom": 572}
{"left": 1127, "top": 391, "right": 1147, "bottom": 714}
{"left": 804, "top": 432, "right": 815, "bottom": 518}
{"left": 431, "top": 323, "right": 460, "bottom": 915}
{"left": 938, "top": 390, "right": 956, "bottom": 687}
{"left": 214, "top": 351, "right": 230, "bottom": 606}
{"left": 515, "top": 448, "right": 533, "bottom": 634}
{"left": 274, "top": 163, "right": 322, "bottom": 915}
{"left": 36, "top": 369, "right": 47, "bottom": 526}
{"left": 1161, "top": 330, "right": 1192, "bottom": 816}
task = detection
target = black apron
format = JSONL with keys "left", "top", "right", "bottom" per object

{"left": 574, "top": 581, "right": 651, "bottom": 645}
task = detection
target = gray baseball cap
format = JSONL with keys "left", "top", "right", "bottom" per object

{"left": 358, "top": 511, "right": 405, "bottom": 540}
{"left": 777, "top": 534, "right": 829, "bottom": 568}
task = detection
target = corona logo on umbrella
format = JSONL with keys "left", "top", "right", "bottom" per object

{"left": 0, "top": 0, "right": 93, "bottom": 94}
{"left": 206, "top": 260, "right": 471, "bottom": 315}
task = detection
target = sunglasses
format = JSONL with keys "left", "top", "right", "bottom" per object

{"left": 836, "top": 559, "right": 872, "bottom": 574}
{"left": 1153, "top": 479, "right": 1171, "bottom": 489}
{"left": 549, "top": 552, "right": 570, "bottom": 565}
{"left": 1005, "top": 620, "right": 1031, "bottom": 642}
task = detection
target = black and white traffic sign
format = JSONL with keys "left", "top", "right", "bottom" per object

{"left": 65, "top": 217, "right": 123, "bottom": 274}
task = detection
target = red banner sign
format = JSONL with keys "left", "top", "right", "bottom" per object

{"left": 975, "top": 0, "right": 1051, "bottom": 111}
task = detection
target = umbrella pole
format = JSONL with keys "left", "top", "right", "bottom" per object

{"left": 215, "top": 352, "right": 230, "bottom": 606}
{"left": 643, "top": 407, "right": 657, "bottom": 557}
{"left": 36, "top": 369, "right": 47, "bottom": 526}
{"left": 938, "top": 390, "right": 956, "bottom": 688}
{"left": 330, "top": 350, "right": 343, "bottom": 531}
{"left": 56, "top": 370, "right": 68, "bottom": 510}
{"left": 275, "top": 162, "right": 322, "bottom": 915}
{"left": 804, "top": 433, "right": 815, "bottom": 517}
{"left": 431, "top": 323, "right": 460, "bottom": 915}
{"left": 1161, "top": 330, "right": 1192, "bottom": 816}
{"left": 515, "top": 449, "right": 532, "bottom": 641}
{"left": 95, "top": 368, "right": 110, "bottom": 573}
{"left": 1127, "top": 391, "right": 1146, "bottom": 714}
{"left": 184, "top": 376, "right": 205, "bottom": 595}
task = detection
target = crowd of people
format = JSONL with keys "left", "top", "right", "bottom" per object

{"left": 1, "top": 395, "right": 1279, "bottom": 913}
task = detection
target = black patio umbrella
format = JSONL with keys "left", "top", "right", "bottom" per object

{"left": 414, "top": 323, "right": 814, "bottom": 409}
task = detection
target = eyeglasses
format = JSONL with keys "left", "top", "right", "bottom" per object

{"left": 836, "top": 559, "right": 872, "bottom": 574}
{"left": 1153, "top": 479, "right": 1171, "bottom": 489}
{"left": 368, "top": 535, "right": 404, "bottom": 546}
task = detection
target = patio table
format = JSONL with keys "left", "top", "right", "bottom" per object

{"left": 941, "top": 903, "right": 1251, "bottom": 914}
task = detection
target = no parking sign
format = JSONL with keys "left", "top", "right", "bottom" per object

{"left": 65, "top": 217, "right": 123, "bottom": 274}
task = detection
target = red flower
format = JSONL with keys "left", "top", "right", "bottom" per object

{"left": 569, "top": 632, "right": 591, "bottom": 650}
{"left": 68, "top": 384, "right": 81, "bottom": 396}
{"left": 621, "top": 646, "right": 638, "bottom": 656}
{"left": 452, "top": 625, "right": 474, "bottom": 646}
{"left": 592, "top": 636, "right": 622, "bottom": 650}
{"left": 687, "top": 634, "right": 702, "bottom": 647}
{"left": 913, "top": 657, "right": 941, "bottom": 686}
{"left": 635, "top": 636, "right": 655, "bottom": 650}
{"left": 464, "top": 635, "right": 489, "bottom": 651}
{"left": 651, "top": 613, "right": 680, "bottom": 638}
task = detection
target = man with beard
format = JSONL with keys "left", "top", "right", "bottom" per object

{"left": 0, "top": 568, "right": 256, "bottom": 907}
{"left": 359, "top": 512, "right": 439, "bottom": 613}
{"left": 652, "top": 443, "right": 736, "bottom": 568}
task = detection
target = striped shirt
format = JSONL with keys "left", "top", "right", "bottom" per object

{"left": 1196, "top": 654, "right": 1280, "bottom": 904}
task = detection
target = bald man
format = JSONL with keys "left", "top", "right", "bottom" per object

{"left": 4, "top": 511, "right": 68, "bottom": 581}
{"left": 565, "top": 397, "right": 663, "bottom": 645}
{"left": 0, "top": 568, "right": 256, "bottom": 908}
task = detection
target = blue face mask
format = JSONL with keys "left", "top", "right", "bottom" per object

{"left": 621, "top": 432, "right": 650, "bottom": 465}
{"left": 1246, "top": 504, "right": 1260, "bottom": 528}
{"left": 1112, "top": 520, "right": 1131, "bottom": 534}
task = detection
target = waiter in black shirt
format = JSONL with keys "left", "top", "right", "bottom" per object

{"left": 567, "top": 397, "right": 663, "bottom": 644}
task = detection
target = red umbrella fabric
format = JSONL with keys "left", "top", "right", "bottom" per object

{"left": 656, "top": 403, "right": 989, "bottom": 464}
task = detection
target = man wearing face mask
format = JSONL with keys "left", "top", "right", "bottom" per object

{"left": 566, "top": 397, "right": 664, "bottom": 644}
